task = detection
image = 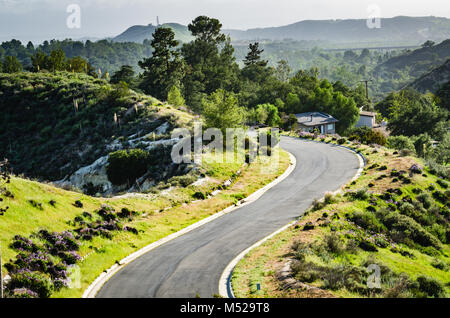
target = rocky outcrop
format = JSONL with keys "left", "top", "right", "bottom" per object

{"left": 55, "top": 155, "right": 113, "bottom": 195}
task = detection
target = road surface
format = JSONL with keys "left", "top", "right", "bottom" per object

{"left": 97, "top": 136, "right": 360, "bottom": 298}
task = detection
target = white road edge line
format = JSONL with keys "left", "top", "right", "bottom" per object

{"left": 82, "top": 149, "right": 297, "bottom": 298}
{"left": 218, "top": 140, "right": 365, "bottom": 298}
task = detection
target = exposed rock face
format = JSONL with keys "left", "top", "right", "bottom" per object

{"left": 54, "top": 120, "right": 190, "bottom": 196}
{"left": 55, "top": 155, "right": 113, "bottom": 194}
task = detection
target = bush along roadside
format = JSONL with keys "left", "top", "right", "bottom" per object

{"left": 3, "top": 204, "right": 140, "bottom": 298}
{"left": 232, "top": 136, "right": 449, "bottom": 298}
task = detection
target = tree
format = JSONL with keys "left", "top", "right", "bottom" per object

{"left": 276, "top": 60, "right": 291, "bottom": 82}
{"left": 167, "top": 85, "right": 185, "bottom": 106}
{"left": 254, "top": 103, "right": 280, "bottom": 127}
{"left": 31, "top": 51, "right": 48, "bottom": 71}
{"left": 386, "top": 90, "right": 449, "bottom": 139}
{"left": 66, "top": 56, "right": 90, "bottom": 73}
{"left": 188, "top": 16, "right": 226, "bottom": 44}
{"left": 139, "top": 27, "right": 185, "bottom": 100}
{"left": 111, "top": 65, "right": 135, "bottom": 85}
{"left": 2, "top": 56, "right": 22, "bottom": 73}
{"left": 202, "top": 89, "right": 245, "bottom": 133}
{"left": 422, "top": 40, "right": 435, "bottom": 48}
{"left": 181, "top": 16, "right": 239, "bottom": 111}
{"left": 48, "top": 49, "right": 66, "bottom": 71}
{"left": 244, "top": 42, "right": 267, "bottom": 67}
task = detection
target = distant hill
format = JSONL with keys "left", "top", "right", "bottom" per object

{"left": 114, "top": 16, "right": 450, "bottom": 45}
{"left": 113, "top": 23, "right": 193, "bottom": 43}
{"left": 225, "top": 16, "right": 450, "bottom": 45}
{"left": 375, "top": 39, "right": 450, "bottom": 79}
{"left": 409, "top": 59, "right": 450, "bottom": 93}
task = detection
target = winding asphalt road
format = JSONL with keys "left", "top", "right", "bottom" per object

{"left": 96, "top": 136, "right": 360, "bottom": 298}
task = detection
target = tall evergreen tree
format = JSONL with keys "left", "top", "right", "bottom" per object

{"left": 138, "top": 27, "right": 185, "bottom": 100}
{"left": 244, "top": 42, "right": 267, "bottom": 67}
{"left": 111, "top": 65, "right": 135, "bottom": 85}
{"left": 181, "top": 16, "right": 239, "bottom": 111}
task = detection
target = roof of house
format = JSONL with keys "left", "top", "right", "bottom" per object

{"left": 360, "top": 111, "right": 377, "bottom": 117}
{"left": 295, "top": 112, "right": 338, "bottom": 127}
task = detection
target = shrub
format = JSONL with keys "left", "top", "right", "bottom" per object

{"left": 349, "top": 211, "right": 384, "bottom": 233}
{"left": 311, "top": 198, "right": 325, "bottom": 211}
{"left": 168, "top": 175, "right": 197, "bottom": 187}
{"left": 324, "top": 233, "right": 344, "bottom": 254}
{"left": 431, "top": 259, "right": 448, "bottom": 271}
{"left": 193, "top": 191, "right": 206, "bottom": 200}
{"left": 381, "top": 212, "right": 441, "bottom": 248}
{"left": 436, "top": 179, "right": 448, "bottom": 189}
{"left": 28, "top": 200, "right": 43, "bottom": 210}
{"left": 426, "top": 159, "right": 450, "bottom": 180}
{"left": 324, "top": 193, "right": 336, "bottom": 205}
{"left": 400, "top": 149, "right": 415, "bottom": 157}
{"left": 73, "top": 200, "right": 83, "bottom": 208}
{"left": 337, "top": 138, "right": 347, "bottom": 145}
{"left": 416, "top": 193, "right": 432, "bottom": 209}
{"left": 387, "top": 136, "right": 415, "bottom": 152}
{"left": 8, "top": 271, "right": 54, "bottom": 298}
{"left": 358, "top": 239, "right": 378, "bottom": 252}
{"left": 416, "top": 276, "right": 445, "bottom": 298}
{"left": 346, "top": 127, "right": 386, "bottom": 146}
{"left": 106, "top": 149, "right": 149, "bottom": 186}
{"left": 347, "top": 188, "right": 370, "bottom": 201}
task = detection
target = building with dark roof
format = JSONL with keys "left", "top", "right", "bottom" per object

{"left": 295, "top": 112, "right": 338, "bottom": 134}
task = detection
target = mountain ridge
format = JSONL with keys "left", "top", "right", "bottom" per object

{"left": 113, "top": 16, "right": 450, "bottom": 45}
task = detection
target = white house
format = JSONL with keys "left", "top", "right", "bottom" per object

{"left": 356, "top": 111, "right": 377, "bottom": 128}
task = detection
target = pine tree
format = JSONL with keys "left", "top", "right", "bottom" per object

{"left": 244, "top": 42, "right": 267, "bottom": 67}
{"left": 139, "top": 27, "right": 185, "bottom": 100}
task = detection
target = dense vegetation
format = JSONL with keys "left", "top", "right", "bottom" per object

{"left": 0, "top": 72, "right": 184, "bottom": 180}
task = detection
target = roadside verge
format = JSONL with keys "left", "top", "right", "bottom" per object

{"left": 82, "top": 151, "right": 297, "bottom": 298}
{"left": 218, "top": 139, "right": 365, "bottom": 298}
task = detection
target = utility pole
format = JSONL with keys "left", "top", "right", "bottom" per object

{"left": 359, "top": 79, "right": 372, "bottom": 100}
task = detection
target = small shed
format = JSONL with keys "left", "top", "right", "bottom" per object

{"left": 357, "top": 111, "right": 377, "bottom": 128}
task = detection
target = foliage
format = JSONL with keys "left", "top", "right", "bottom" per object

{"left": 106, "top": 149, "right": 149, "bottom": 186}
{"left": 167, "top": 85, "right": 185, "bottom": 106}
{"left": 387, "top": 135, "right": 416, "bottom": 153}
{"left": 202, "top": 89, "right": 245, "bottom": 133}
{"left": 139, "top": 27, "right": 186, "bottom": 100}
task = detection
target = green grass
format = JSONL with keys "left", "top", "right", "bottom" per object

{"left": 232, "top": 136, "right": 450, "bottom": 298}
{"left": 0, "top": 149, "right": 290, "bottom": 298}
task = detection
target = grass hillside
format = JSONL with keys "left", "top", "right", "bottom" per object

{"left": 0, "top": 72, "right": 193, "bottom": 181}
{"left": 0, "top": 147, "right": 290, "bottom": 298}
{"left": 232, "top": 135, "right": 450, "bottom": 298}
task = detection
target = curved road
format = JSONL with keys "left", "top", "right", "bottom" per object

{"left": 97, "top": 137, "right": 360, "bottom": 298}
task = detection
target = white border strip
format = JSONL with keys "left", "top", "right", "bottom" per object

{"left": 218, "top": 140, "right": 365, "bottom": 298}
{"left": 82, "top": 152, "right": 297, "bottom": 298}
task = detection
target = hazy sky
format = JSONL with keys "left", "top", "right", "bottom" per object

{"left": 1, "top": 0, "right": 450, "bottom": 43}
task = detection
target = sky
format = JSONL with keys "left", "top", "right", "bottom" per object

{"left": 1, "top": 0, "right": 450, "bottom": 43}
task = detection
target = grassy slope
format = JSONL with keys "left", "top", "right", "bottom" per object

{"left": 232, "top": 137, "right": 450, "bottom": 298}
{"left": 0, "top": 149, "right": 290, "bottom": 298}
